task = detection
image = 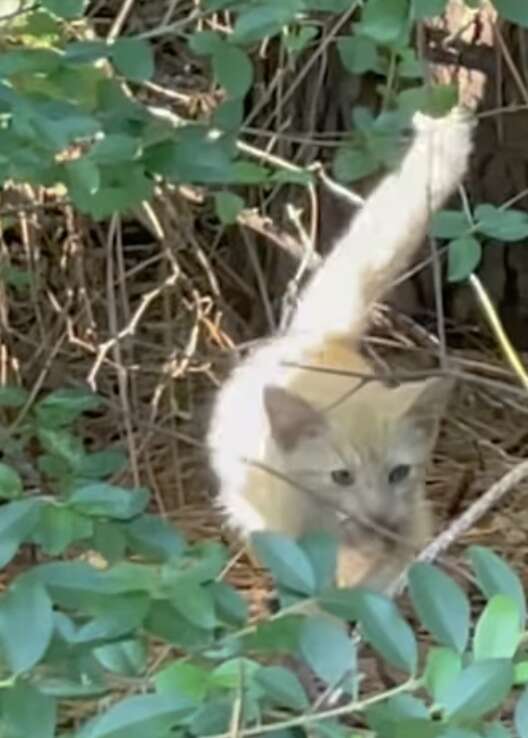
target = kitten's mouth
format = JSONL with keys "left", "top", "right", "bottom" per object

{"left": 337, "top": 511, "right": 403, "bottom": 549}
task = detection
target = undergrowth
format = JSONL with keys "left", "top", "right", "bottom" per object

{"left": 1, "top": 386, "right": 528, "bottom": 736}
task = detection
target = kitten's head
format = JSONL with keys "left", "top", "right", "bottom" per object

{"left": 263, "top": 377, "right": 452, "bottom": 549}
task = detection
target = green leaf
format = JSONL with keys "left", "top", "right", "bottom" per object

{"left": 0, "top": 463, "right": 23, "bottom": 499}
{"left": 37, "top": 427, "right": 84, "bottom": 470}
{"left": 92, "top": 520, "right": 127, "bottom": 563}
{"left": 447, "top": 236, "right": 481, "bottom": 282}
{"left": 298, "top": 531, "right": 337, "bottom": 592}
{"left": 398, "top": 48, "right": 424, "bottom": 78}
{"left": 155, "top": 661, "right": 209, "bottom": 702}
{"left": 32, "top": 504, "right": 93, "bottom": 555}
{"left": 0, "top": 385, "right": 28, "bottom": 408}
{"left": 111, "top": 38, "right": 154, "bottom": 82}
{"left": 22, "top": 102, "right": 100, "bottom": 151}
{"left": 188, "top": 30, "right": 223, "bottom": 55}
{"left": 226, "top": 160, "right": 269, "bottom": 183}
{"left": 2, "top": 682, "right": 56, "bottom": 738}
{"left": 189, "top": 699, "right": 233, "bottom": 736}
{"left": 468, "top": 546, "right": 526, "bottom": 624}
{"left": 214, "top": 191, "right": 244, "bottom": 225}
{"left": 69, "top": 483, "right": 150, "bottom": 520}
{"left": 0, "top": 498, "right": 41, "bottom": 567}
{"left": 515, "top": 661, "right": 528, "bottom": 685}
{"left": 256, "top": 665, "right": 309, "bottom": 710}
{"left": 145, "top": 133, "right": 235, "bottom": 184}
{"left": 208, "top": 581, "right": 248, "bottom": 626}
{"left": 473, "top": 594, "right": 522, "bottom": 660}
{"left": 170, "top": 580, "right": 217, "bottom": 630}
{"left": 303, "top": 0, "right": 351, "bottom": 8}
{"left": 209, "top": 657, "right": 261, "bottom": 690}
{"left": 0, "top": 48, "right": 61, "bottom": 76}
{"left": 94, "top": 639, "right": 147, "bottom": 676}
{"left": 424, "top": 647, "right": 462, "bottom": 702}
{"left": 145, "top": 601, "right": 212, "bottom": 650}
{"left": 232, "top": 0, "right": 304, "bottom": 43}
{"left": 337, "top": 35, "right": 380, "bottom": 74}
{"left": 0, "top": 266, "right": 31, "bottom": 291}
{"left": 125, "top": 514, "right": 185, "bottom": 560}
{"left": 78, "top": 694, "right": 194, "bottom": 738}
{"left": 321, "top": 587, "right": 418, "bottom": 674}
{"left": 408, "top": 562, "right": 470, "bottom": 652}
{"left": 73, "top": 593, "right": 150, "bottom": 643}
{"left": 431, "top": 209, "right": 469, "bottom": 239}
{"left": 398, "top": 84, "right": 458, "bottom": 117}
{"left": 442, "top": 659, "right": 514, "bottom": 720}
{"left": 299, "top": 616, "right": 356, "bottom": 686}
{"left": 213, "top": 43, "right": 253, "bottom": 98}
{"left": 366, "top": 696, "right": 437, "bottom": 737}
{"left": 360, "top": 0, "right": 410, "bottom": 45}
{"left": 411, "top": 0, "right": 447, "bottom": 18}
{"left": 491, "top": 0, "right": 528, "bottom": 27}
{"left": 65, "top": 157, "right": 100, "bottom": 195}
{"left": 475, "top": 204, "right": 528, "bottom": 241}
{"left": 89, "top": 134, "right": 139, "bottom": 165}
{"left": 0, "top": 576, "right": 53, "bottom": 673}
{"left": 77, "top": 450, "right": 128, "bottom": 479}
{"left": 251, "top": 531, "right": 316, "bottom": 595}
{"left": 484, "top": 724, "right": 513, "bottom": 738}
{"left": 64, "top": 40, "right": 109, "bottom": 62}
{"left": 41, "top": 0, "right": 86, "bottom": 18}
{"left": 35, "top": 388, "right": 101, "bottom": 427}
{"left": 284, "top": 25, "right": 318, "bottom": 55}
{"left": 212, "top": 98, "right": 244, "bottom": 131}
{"left": 333, "top": 145, "right": 378, "bottom": 182}
{"left": 31, "top": 561, "right": 155, "bottom": 607}
{"left": 515, "top": 687, "right": 528, "bottom": 738}
{"left": 244, "top": 615, "right": 303, "bottom": 654}
{"left": 69, "top": 163, "right": 154, "bottom": 220}
{"left": 270, "top": 168, "right": 313, "bottom": 185}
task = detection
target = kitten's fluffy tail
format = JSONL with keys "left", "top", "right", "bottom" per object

{"left": 288, "top": 106, "right": 475, "bottom": 344}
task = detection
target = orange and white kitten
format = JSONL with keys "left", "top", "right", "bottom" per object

{"left": 208, "top": 107, "right": 474, "bottom": 592}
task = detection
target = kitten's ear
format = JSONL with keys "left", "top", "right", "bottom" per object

{"left": 263, "top": 385, "right": 326, "bottom": 451}
{"left": 393, "top": 376, "right": 453, "bottom": 449}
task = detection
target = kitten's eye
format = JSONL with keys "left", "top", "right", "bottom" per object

{"left": 388, "top": 464, "right": 411, "bottom": 485}
{"left": 331, "top": 469, "right": 355, "bottom": 486}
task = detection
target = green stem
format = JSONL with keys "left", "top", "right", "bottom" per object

{"left": 208, "top": 678, "right": 421, "bottom": 738}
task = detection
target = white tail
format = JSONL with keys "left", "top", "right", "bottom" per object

{"left": 288, "top": 107, "right": 475, "bottom": 344}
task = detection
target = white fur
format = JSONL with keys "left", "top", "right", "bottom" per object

{"left": 207, "top": 107, "right": 474, "bottom": 535}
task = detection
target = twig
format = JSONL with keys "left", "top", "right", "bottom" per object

{"left": 469, "top": 273, "right": 528, "bottom": 391}
{"left": 108, "top": 0, "right": 137, "bottom": 40}
{"left": 457, "top": 185, "right": 528, "bottom": 391}
{"left": 393, "top": 458, "right": 528, "bottom": 596}
{"left": 207, "top": 679, "right": 418, "bottom": 738}
{"left": 87, "top": 262, "right": 180, "bottom": 388}
{"left": 420, "top": 459, "right": 528, "bottom": 564}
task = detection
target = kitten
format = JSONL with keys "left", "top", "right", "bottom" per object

{"left": 208, "top": 107, "right": 474, "bottom": 591}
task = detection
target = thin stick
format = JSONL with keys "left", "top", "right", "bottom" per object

{"left": 394, "top": 458, "right": 528, "bottom": 594}
{"left": 469, "top": 273, "right": 528, "bottom": 391}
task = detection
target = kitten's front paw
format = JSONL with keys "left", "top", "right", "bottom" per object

{"left": 411, "top": 105, "right": 475, "bottom": 204}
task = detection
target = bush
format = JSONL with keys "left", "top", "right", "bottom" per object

{"left": 0, "top": 384, "right": 526, "bottom": 736}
